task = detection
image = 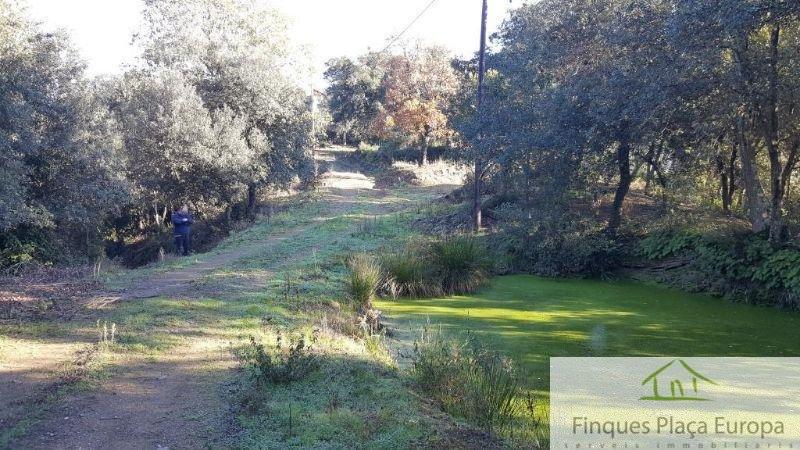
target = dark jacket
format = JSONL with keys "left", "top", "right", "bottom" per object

{"left": 172, "top": 211, "right": 194, "bottom": 234}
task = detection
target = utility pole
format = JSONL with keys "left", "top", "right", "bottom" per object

{"left": 473, "top": 0, "right": 488, "bottom": 232}
{"left": 310, "top": 70, "right": 319, "bottom": 177}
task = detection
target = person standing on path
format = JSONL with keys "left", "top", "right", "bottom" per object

{"left": 172, "top": 204, "right": 194, "bottom": 256}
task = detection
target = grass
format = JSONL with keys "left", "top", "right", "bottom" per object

{"left": 412, "top": 327, "right": 522, "bottom": 434}
{"left": 78, "top": 184, "right": 458, "bottom": 448}
{"left": 427, "top": 236, "right": 492, "bottom": 295}
{"left": 23, "top": 157, "right": 800, "bottom": 447}
{"left": 347, "top": 253, "right": 382, "bottom": 310}
{"left": 2, "top": 153, "right": 479, "bottom": 448}
{"left": 376, "top": 274, "right": 800, "bottom": 439}
{"left": 381, "top": 249, "right": 430, "bottom": 298}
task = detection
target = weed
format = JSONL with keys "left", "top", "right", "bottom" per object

{"left": 358, "top": 308, "right": 383, "bottom": 335}
{"left": 353, "top": 216, "right": 383, "bottom": 237}
{"left": 412, "top": 326, "right": 521, "bottom": 435}
{"left": 96, "top": 320, "right": 116, "bottom": 348}
{"left": 246, "top": 331, "right": 319, "bottom": 385}
{"left": 346, "top": 253, "right": 382, "bottom": 310}
{"left": 318, "top": 311, "right": 362, "bottom": 339}
{"left": 325, "top": 392, "right": 341, "bottom": 414}
{"left": 428, "top": 236, "right": 492, "bottom": 295}
{"left": 280, "top": 272, "right": 300, "bottom": 303}
{"left": 380, "top": 248, "right": 435, "bottom": 298}
{"left": 363, "top": 332, "right": 383, "bottom": 356}
{"left": 362, "top": 330, "right": 395, "bottom": 367}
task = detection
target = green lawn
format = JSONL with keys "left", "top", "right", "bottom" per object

{"left": 377, "top": 275, "right": 800, "bottom": 418}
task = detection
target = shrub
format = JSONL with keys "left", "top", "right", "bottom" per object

{"left": 346, "top": 253, "right": 382, "bottom": 310}
{"left": 638, "top": 230, "right": 800, "bottom": 308}
{"left": 496, "top": 211, "right": 623, "bottom": 277}
{"left": 0, "top": 226, "right": 70, "bottom": 274}
{"left": 428, "top": 236, "right": 492, "bottom": 295}
{"left": 378, "top": 142, "right": 452, "bottom": 164}
{"left": 638, "top": 231, "right": 699, "bottom": 260}
{"left": 412, "top": 327, "right": 520, "bottom": 433}
{"left": 246, "top": 331, "right": 318, "bottom": 385}
{"left": 0, "top": 238, "right": 37, "bottom": 274}
{"left": 380, "top": 248, "right": 435, "bottom": 298}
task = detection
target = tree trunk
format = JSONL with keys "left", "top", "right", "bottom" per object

{"left": 733, "top": 35, "right": 768, "bottom": 233}
{"left": 473, "top": 157, "right": 482, "bottom": 231}
{"left": 783, "top": 140, "right": 800, "bottom": 213}
{"left": 716, "top": 142, "right": 738, "bottom": 214}
{"left": 717, "top": 155, "right": 731, "bottom": 213}
{"left": 764, "top": 25, "right": 784, "bottom": 243}
{"left": 734, "top": 190, "right": 742, "bottom": 210}
{"left": 473, "top": 0, "right": 488, "bottom": 233}
{"left": 640, "top": 142, "right": 656, "bottom": 196}
{"left": 737, "top": 115, "right": 768, "bottom": 232}
{"left": 246, "top": 183, "right": 257, "bottom": 219}
{"left": 608, "top": 124, "right": 632, "bottom": 234}
{"left": 644, "top": 163, "right": 653, "bottom": 196}
{"left": 153, "top": 204, "right": 162, "bottom": 228}
{"left": 727, "top": 146, "right": 738, "bottom": 211}
{"left": 420, "top": 135, "right": 429, "bottom": 166}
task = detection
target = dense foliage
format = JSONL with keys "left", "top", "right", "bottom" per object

{"left": 639, "top": 229, "right": 800, "bottom": 308}
{"left": 1, "top": 2, "right": 128, "bottom": 265}
{"left": 0, "top": 0, "right": 315, "bottom": 269}
{"left": 475, "top": 0, "right": 800, "bottom": 237}
{"left": 427, "top": 0, "right": 800, "bottom": 306}
{"left": 324, "top": 46, "right": 461, "bottom": 165}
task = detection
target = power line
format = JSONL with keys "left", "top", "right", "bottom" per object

{"left": 380, "top": 0, "right": 440, "bottom": 53}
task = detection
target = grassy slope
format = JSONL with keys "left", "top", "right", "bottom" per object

{"left": 1, "top": 185, "right": 466, "bottom": 448}
{"left": 376, "top": 275, "right": 800, "bottom": 421}
{"left": 95, "top": 189, "right": 457, "bottom": 448}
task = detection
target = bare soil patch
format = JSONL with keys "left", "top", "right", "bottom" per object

{"left": 13, "top": 340, "right": 236, "bottom": 450}
{"left": 0, "top": 267, "right": 98, "bottom": 322}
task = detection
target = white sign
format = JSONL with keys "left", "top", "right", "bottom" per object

{"left": 550, "top": 357, "right": 800, "bottom": 448}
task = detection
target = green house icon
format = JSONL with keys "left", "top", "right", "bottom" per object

{"left": 640, "top": 359, "right": 717, "bottom": 401}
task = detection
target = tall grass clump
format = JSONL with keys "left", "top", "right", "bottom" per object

{"left": 346, "top": 253, "right": 382, "bottom": 310}
{"left": 428, "top": 236, "right": 492, "bottom": 295}
{"left": 412, "top": 327, "right": 520, "bottom": 434}
{"left": 380, "top": 248, "right": 434, "bottom": 298}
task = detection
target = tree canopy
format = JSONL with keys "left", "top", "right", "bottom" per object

{"left": 469, "top": 0, "right": 800, "bottom": 242}
{"left": 0, "top": 0, "right": 315, "bottom": 267}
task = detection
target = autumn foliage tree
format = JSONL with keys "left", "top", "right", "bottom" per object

{"left": 371, "top": 47, "right": 460, "bottom": 165}
{"left": 324, "top": 46, "right": 460, "bottom": 165}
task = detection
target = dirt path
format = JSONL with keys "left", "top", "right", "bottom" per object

{"left": 109, "top": 151, "right": 377, "bottom": 302}
{"left": 16, "top": 341, "right": 236, "bottom": 450}
{"left": 3, "top": 149, "right": 396, "bottom": 450}
{"left": 112, "top": 224, "right": 316, "bottom": 301}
